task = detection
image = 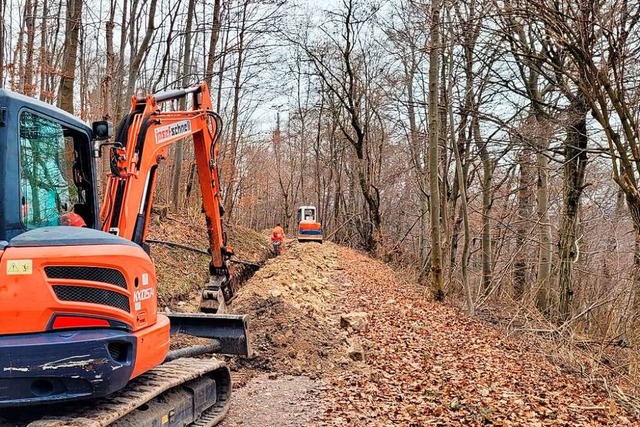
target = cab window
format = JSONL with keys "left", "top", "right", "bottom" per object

{"left": 19, "top": 111, "right": 91, "bottom": 229}
{"left": 304, "top": 208, "right": 314, "bottom": 220}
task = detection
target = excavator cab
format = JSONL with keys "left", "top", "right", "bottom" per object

{"left": 296, "top": 205, "right": 323, "bottom": 243}
{"left": 0, "top": 91, "right": 99, "bottom": 241}
{"left": 0, "top": 86, "right": 249, "bottom": 419}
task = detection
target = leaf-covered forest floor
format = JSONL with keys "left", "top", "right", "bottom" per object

{"left": 150, "top": 217, "right": 639, "bottom": 426}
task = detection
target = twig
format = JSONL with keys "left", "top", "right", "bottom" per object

{"left": 325, "top": 213, "right": 362, "bottom": 240}
{"left": 556, "top": 297, "right": 618, "bottom": 333}
{"left": 567, "top": 405, "right": 606, "bottom": 411}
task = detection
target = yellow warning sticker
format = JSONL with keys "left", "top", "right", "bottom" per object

{"left": 162, "top": 414, "right": 169, "bottom": 424}
{"left": 6, "top": 260, "right": 33, "bottom": 275}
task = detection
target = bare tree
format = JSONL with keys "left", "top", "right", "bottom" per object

{"left": 122, "top": 0, "right": 158, "bottom": 115}
{"left": 38, "top": 0, "right": 49, "bottom": 101}
{"left": 205, "top": 0, "right": 222, "bottom": 88}
{"left": 428, "top": 0, "right": 444, "bottom": 299}
{"left": 299, "top": 0, "right": 386, "bottom": 253}
{"left": 102, "top": 0, "right": 116, "bottom": 121}
{"left": 557, "top": 94, "right": 588, "bottom": 321}
{"left": 58, "top": 0, "right": 83, "bottom": 113}
{"left": 170, "top": 0, "right": 196, "bottom": 212}
{"left": 0, "top": 0, "right": 5, "bottom": 85}
{"left": 22, "top": 0, "right": 35, "bottom": 96}
{"left": 222, "top": 0, "right": 249, "bottom": 219}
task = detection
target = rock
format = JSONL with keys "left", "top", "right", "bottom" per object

{"left": 346, "top": 338, "right": 365, "bottom": 361}
{"left": 335, "top": 357, "right": 351, "bottom": 367}
{"left": 271, "top": 289, "right": 282, "bottom": 298}
{"left": 450, "top": 398, "right": 461, "bottom": 411}
{"left": 340, "top": 312, "right": 369, "bottom": 332}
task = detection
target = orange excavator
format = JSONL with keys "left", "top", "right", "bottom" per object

{"left": 0, "top": 83, "right": 249, "bottom": 426}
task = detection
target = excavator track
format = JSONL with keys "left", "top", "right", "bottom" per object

{"left": 8, "top": 358, "right": 231, "bottom": 427}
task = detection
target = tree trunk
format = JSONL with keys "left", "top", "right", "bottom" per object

{"left": 38, "top": 0, "right": 49, "bottom": 101}
{"left": 536, "top": 127, "right": 552, "bottom": 314}
{"left": 113, "top": 0, "right": 128, "bottom": 118}
{"left": 514, "top": 142, "right": 534, "bottom": 299}
{"left": 453, "top": 117, "right": 473, "bottom": 314}
{"left": 557, "top": 96, "right": 588, "bottom": 322}
{"left": 625, "top": 195, "right": 640, "bottom": 311}
{"left": 428, "top": 0, "right": 444, "bottom": 300}
{"left": 171, "top": 0, "right": 196, "bottom": 212}
{"left": 204, "top": 0, "right": 222, "bottom": 88}
{"left": 102, "top": 0, "right": 116, "bottom": 121}
{"left": 124, "top": 0, "right": 158, "bottom": 108}
{"left": 23, "top": 0, "right": 35, "bottom": 96}
{"left": 0, "top": 0, "right": 5, "bottom": 85}
{"left": 58, "top": 0, "right": 82, "bottom": 113}
{"left": 223, "top": 0, "right": 248, "bottom": 220}
{"left": 403, "top": 57, "right": 429, "bottom": 275}
{"left": 477, "top": 118, "right": 493, "bottom": 295}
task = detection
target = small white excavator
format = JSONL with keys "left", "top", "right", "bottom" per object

{"left": 296, "top": 205, "right": 323, "bottom": 243}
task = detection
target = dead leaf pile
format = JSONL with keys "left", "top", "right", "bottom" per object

{"left": 317, "top": 247, "right": 636, "bottom": 426}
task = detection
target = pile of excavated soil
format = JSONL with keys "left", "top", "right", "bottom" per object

{"left": 229, "top": 242, "right": 346, "bottom": 378}
{"left": 221, "top": 241, "right": 639, "bottom": 426}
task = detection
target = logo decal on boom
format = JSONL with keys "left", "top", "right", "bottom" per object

{"left": 155, "top": 120, "right": 192, "bottom": 144}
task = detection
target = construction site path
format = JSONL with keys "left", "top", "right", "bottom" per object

{"left": 220, "top": 241, "right": 637, "bottom": 426}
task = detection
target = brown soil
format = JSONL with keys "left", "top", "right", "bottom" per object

{"left": 228, "top": 241, "right": 344, "bottom": 378}
{"left": 219, "top": 373, "right": 327, "bottom": 427}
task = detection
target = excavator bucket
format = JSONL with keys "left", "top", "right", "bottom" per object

{"left": 200, "top": 275, "right": 236, "bottom": 314}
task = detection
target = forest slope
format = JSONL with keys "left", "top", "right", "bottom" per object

{"left": 144, "top": 217, "right": 636, "bottom": 425}
{"left": 218, "top": 241, "right": 637, "bottom": 426}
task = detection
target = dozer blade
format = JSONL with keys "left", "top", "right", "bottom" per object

{"left": 166, "top": 313, "right": 250, "bottom": 357}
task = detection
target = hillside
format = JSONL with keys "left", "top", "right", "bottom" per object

{"left": 145, "top": 217, "right": 638, "bottom": 425}
{"left": 146, "top": 214, "right": 271, "bottom": 312}
{"left": 216, "top": 242, "right": 638, "bottom": 426}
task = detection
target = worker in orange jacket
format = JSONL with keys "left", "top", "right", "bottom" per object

{"left": 271, "top": 223, "right": 285, "bottom": 255}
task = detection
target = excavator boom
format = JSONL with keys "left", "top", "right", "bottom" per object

{"left": 100, "top": 84, "right": 234, "bottom": 312}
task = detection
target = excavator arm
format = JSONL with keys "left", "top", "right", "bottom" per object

{"left": 100, "top": 83, "right": 234, "bottom": 312}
